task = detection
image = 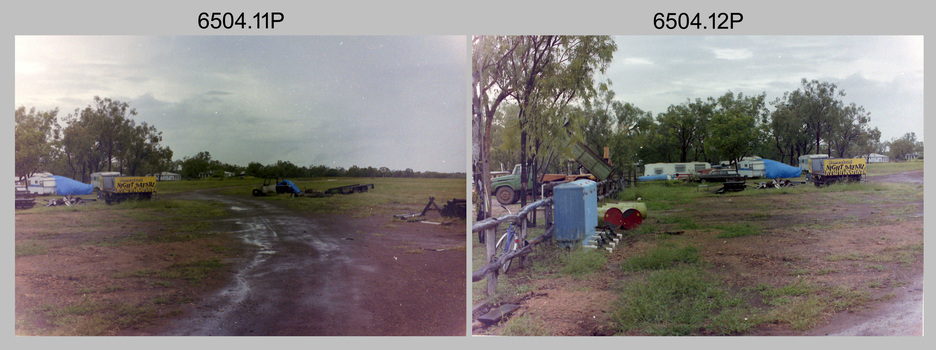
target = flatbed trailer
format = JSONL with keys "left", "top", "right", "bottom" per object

{"left": 325, "top": 183, "right": 374, "bottom": 195}
{"left": 15, "top": 187, "right": 36, "bottom": 209}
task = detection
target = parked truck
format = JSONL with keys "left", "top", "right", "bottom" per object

{"left": 490, "top": 142, "right": 617, "bottom": 205}
{"left": 807, "top": 157, "right": 866, "bottom": 186}
{"left": 92, "top": 172, "right": 157, "bottom": 204}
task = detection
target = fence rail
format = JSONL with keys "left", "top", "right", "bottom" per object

{"left": 472, "top": 179, "right": 623, "bottom": 298}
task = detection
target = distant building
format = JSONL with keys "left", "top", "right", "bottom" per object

{"left": 864, "top": 153, "right": 889, "bottom": 163}
{"left": 154, "top": 172, "right": 182, "bottom": 181}
{"left": 905, "top": 152, "right": 922, "bottom": 161}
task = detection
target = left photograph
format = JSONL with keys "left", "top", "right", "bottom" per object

{"left": 14, "top": 36, "right": 468, "bottom": 336}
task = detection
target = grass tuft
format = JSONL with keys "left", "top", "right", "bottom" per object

{"left": 560, "top": 248, "right": 608, "bottom": 277}
{"left": 621, "top": 241, "right": 700, "bottom": 271}
{"left": 611, "top": 266, "right": 752, "bottom": 335}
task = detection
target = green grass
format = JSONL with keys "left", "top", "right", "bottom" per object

{"left": 621, "top": 241, "right": 701, "bottom": 271}
{"left": 616, "top": 181, "right": 703, "bottom": 209}
{"left": 30, "top": 300, "right": 160, "bottom": 336}
{"left": 15, "top": 242, "right": 48, "bottom": 257}
{"left": 866, "top": 160, "right": 923, "bottom": 176}
{"left": 113, "top": 259, "right": 226, "bottom": 285}
{"left": 501, "top": 313, "right": 553, "bottom": 336}
{"left": 611, "top": 266, "right": 753, "bottom": 335}
{"left": 560, "top": 248, "right": 608, "bottom": 277}
{"left": 763, "top": 296, "right": 825, "bottom": 331}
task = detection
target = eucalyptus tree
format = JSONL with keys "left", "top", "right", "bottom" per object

{"left": 828, "top": 102, "right": 877, "bottom": 158}
{"left": 707, "top": 91, "right": 768, "bottom": 169}
{"left": 14, "top": 106, "right": 60, "bottom": 180}
{"left": 796, "top": 79, "right": 844, "bottom": 155}
{"left": 117, "top": 120, "right": 172, "bottom": 176}
{"left": 472, "top": 35, "right": 616, "bottom": 215}
{"left": 501, "top": 36, "right": 616, "bottom": 208}
{"left": 656, "top": 97, "right": 715, "bottom": 163}
{"left": 768, "top": 97, "right": 807, "bottom": 165}
{"left": 887, "top": 132, "right": 923, "bottom": 161}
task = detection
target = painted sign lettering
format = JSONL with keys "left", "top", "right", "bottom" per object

{"left": 114, "top": 177, "right": 157, "bottom": 193}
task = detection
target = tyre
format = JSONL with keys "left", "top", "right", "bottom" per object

{"left": 495, "top": 186, "right": 516, "bottom": 205}
{"left": 495, "top": 228, "right": 520, "bottom": 273}
{"left": 252, "top": 189, "right": 262, "bottom": 196}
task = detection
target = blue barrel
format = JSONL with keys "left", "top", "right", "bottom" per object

{"left": 553, "top": 179, "right": 598, "bottom": 247}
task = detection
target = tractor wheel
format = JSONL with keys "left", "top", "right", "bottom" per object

{"left": 252, "top": 189, "right": 262, "bottom": 197}
{"left": 495, "top": 187, "right": 516, "bottom": 205}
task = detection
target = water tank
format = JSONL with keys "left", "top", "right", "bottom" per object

{"left": 553, "top": 179, "right": 598, "bottom": 247}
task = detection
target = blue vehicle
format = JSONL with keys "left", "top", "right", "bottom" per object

{"left": 495, "top": 205, "right": 524, "bottom": 273}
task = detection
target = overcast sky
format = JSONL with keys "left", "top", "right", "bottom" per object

{"left": 13, "top": 35, "right": 925, "bottom": 174}
{"left": 605, "top": 36, "right": 924, "bottom": 144}
{"left": 15, "top": 36, "right": 467, "bottom": 173}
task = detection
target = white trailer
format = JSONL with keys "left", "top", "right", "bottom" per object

{"left": 736, "top": 157, "right": 766, "bottom": 178}
{"left": 25, "top": 173, "right": 56, "bottom": 195}
{"left": 643, "top": 162, "right": 711, "bottom": 177}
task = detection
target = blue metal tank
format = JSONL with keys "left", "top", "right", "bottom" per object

{"left": 553, "top": 179, "right": 598, "bottom": 247}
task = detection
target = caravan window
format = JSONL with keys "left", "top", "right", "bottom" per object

{"left": 694, "top": 163, "right": 706, "bottom": 171}
{"left": 675, "top": 164, "right": 686, "bottom": 173}
{"left": 654, "top": 167, "right": 663, "bottom": 175}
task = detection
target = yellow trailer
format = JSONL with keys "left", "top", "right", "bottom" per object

{"left": 808, "top": 158, "right": 866, "bottom": 186}
{"left": 98, "top": 175, "right": 157, "bottom": 204}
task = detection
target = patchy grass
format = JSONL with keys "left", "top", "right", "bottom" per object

{"left": 824, "top": 243, "right": 923, "bottom": 267}
{"left": 501, "top": 313, "right": 552, "bottom": 336}
{"left": 611, "top": 266, "right": 753, "bottom": 335}
{"left": 866, "top": 160, "right": 923, "bottom": 176}
{"left": 560, "top": 248, "right": 608, "bottom": 277}
{"left": 15, "top": 193, "right": 240, "bottom": 336}
{"left": 764, "top": 296, "right": 825, "bottom": 331}
{"left": 15, "top": 242, "right": 48, "bottom": 257}
{"left": 621, "top": 241, "right": 701, "bottom": 272}
{"left": 715, "top": 223, "right": 761, "bottom": 238}
{"left": 656, "top": 215, "right": 701, "bottom": 230}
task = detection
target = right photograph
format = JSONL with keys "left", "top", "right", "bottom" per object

{"left": 470, "top": 35, "right": 923, "bottom": 336}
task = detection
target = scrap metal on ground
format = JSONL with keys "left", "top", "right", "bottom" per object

{"left": 325, "top": 183, "right": 374, "bottom": 195}
{"left": 394, "top": 197, "right": 466, "bottom": 220}
{"left": 45, "top": 195, "right": 94, "bottom": 207}
{"left": 713, "top": 178, "right": 747, "bottom": 194}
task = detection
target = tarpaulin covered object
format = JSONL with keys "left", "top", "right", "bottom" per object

{"left": 762, "top": 159, "right": 803, "bottom": 179}
{"left": 277, "top": 179, "right": 302, "bottom": 194}
{"left": 52, "top": 175, "right": 94, "bottom": 195}
{"left": 637, "top": 174, "right": 669, "bottom": 182}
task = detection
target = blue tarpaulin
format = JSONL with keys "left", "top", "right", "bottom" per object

{"left": 762, "top": 159, "right": 802, "bottom": 179}
{"left": 637, "top": 174, "right": 669, "bottom": 182}
{"left": 52, "top": 175, "right": 94, "bottom": 195}
{"left": 277, "top": 179, "right": 301, "bottom": 194}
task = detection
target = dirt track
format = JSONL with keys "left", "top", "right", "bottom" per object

{"left": 803, "top": 169, "right": 925, "bottom": 336}
{"left": 158, "top": 191, "right": 466, "bottom": 336}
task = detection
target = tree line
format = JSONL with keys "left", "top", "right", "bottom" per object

{"left": 15, "top": 97, "right": 173, "bottom": 182}
{"left": 15, "top": 96, "right": 464, "bottom": 182}
{"left": 178, "top": 151, "right": 463, "bottom": 180}
{"left": 472, "top": 35, "right": 924, "bottom": 220}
